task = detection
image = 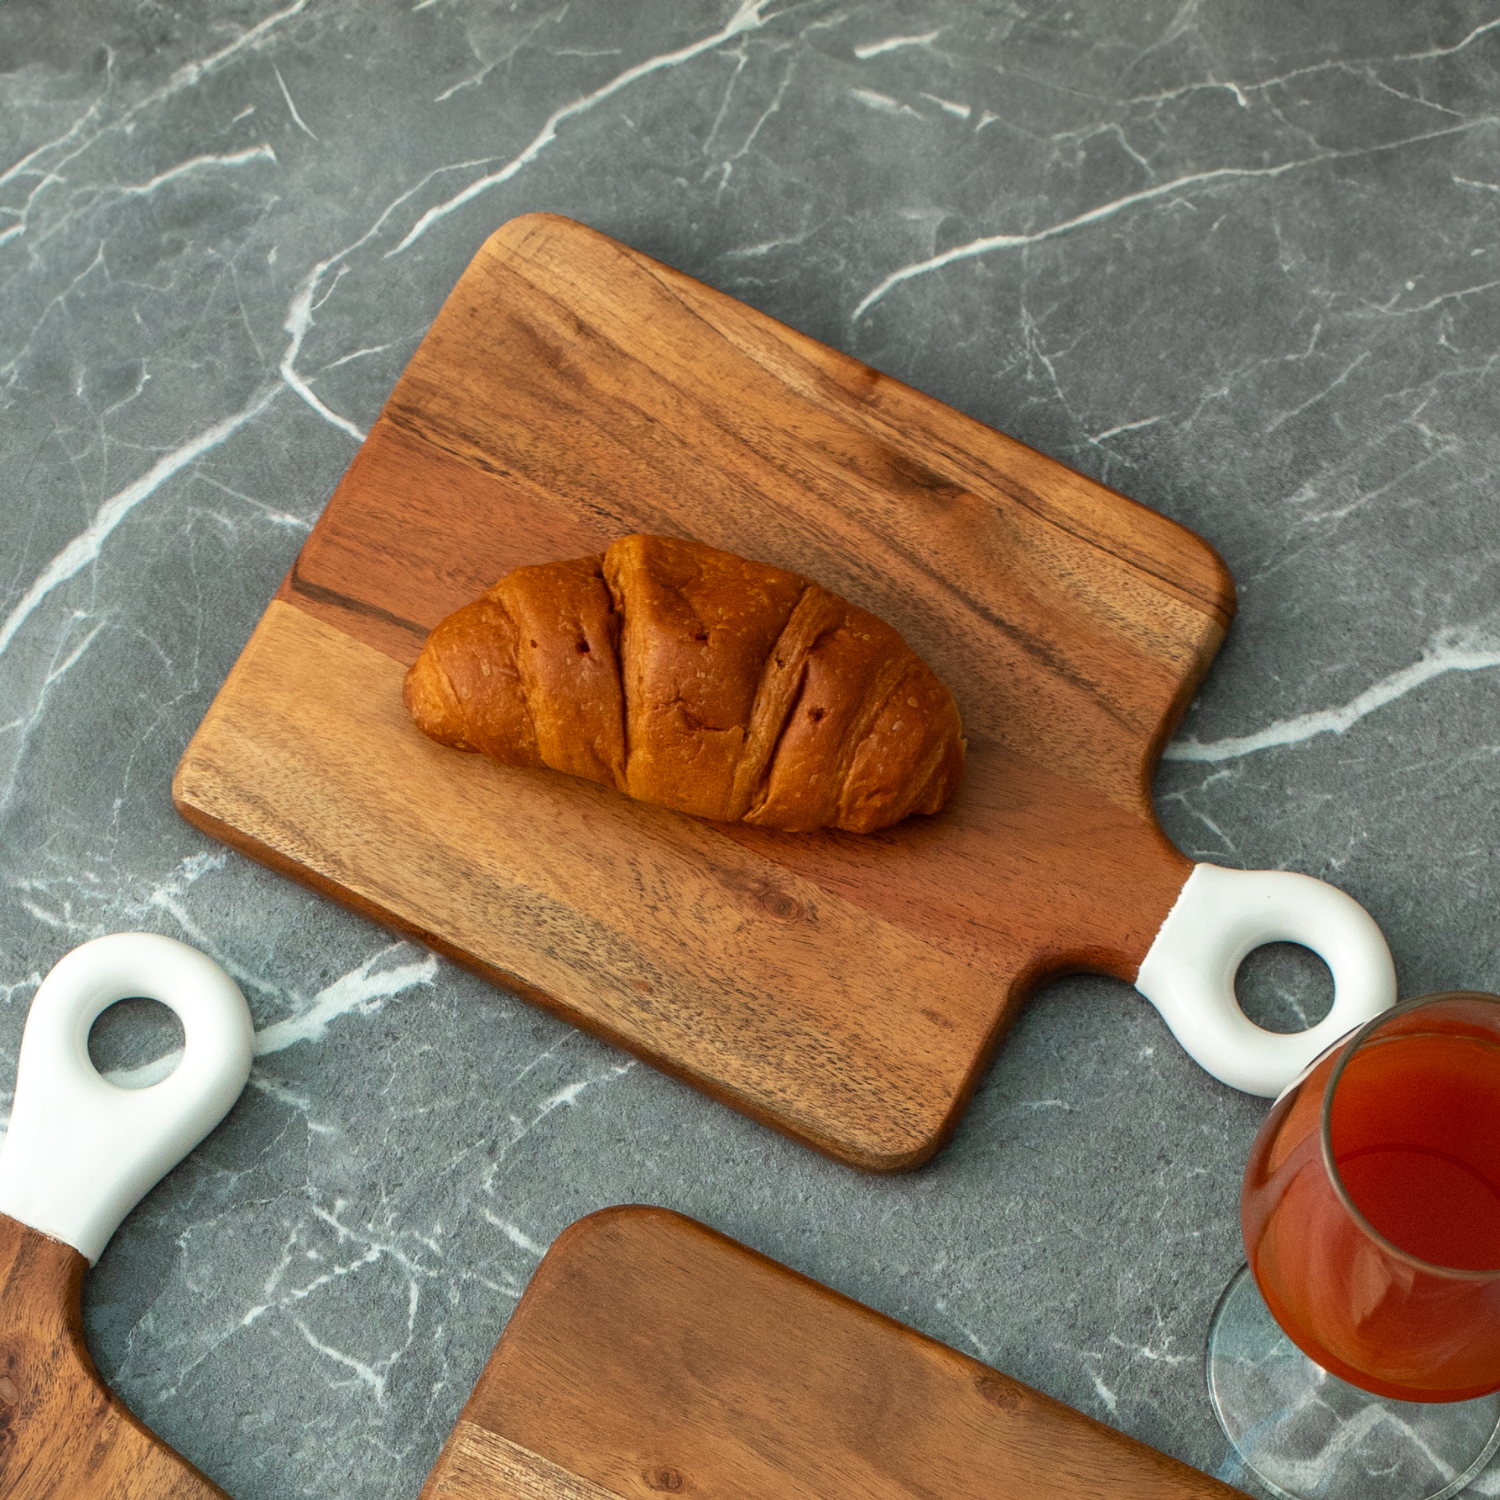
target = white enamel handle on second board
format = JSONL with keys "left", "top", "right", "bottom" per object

{"left": 1133, "top": 863, "right": 1396, "bottom": 1097}
{"left": 0, "top": 932, "right": 252, "bottom": 1264}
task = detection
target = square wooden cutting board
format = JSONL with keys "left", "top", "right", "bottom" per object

{"left": 174, "top": 213, "right": 1234, "bottom": 1171}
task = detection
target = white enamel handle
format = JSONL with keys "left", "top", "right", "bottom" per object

{"left": 1133, "top": 863, "right": 1396, "bottom": 1097}
{"left": 0, "top": 933, "right": 252, "bottom": 1264}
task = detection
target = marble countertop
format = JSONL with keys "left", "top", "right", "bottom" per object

{"left": 4, "top": 3, "right": 1499, "bottom": 1496}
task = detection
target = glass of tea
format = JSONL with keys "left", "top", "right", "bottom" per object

{"left": 1208, "top": 992, "right": 1500, "bottom": 1500}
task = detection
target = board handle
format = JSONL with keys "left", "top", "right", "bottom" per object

{"left": 1134, "top": 864, "right": 1396, "bottom": 1097}
{"left": 0, "top": 933, "right": 252, "bottom": 1265}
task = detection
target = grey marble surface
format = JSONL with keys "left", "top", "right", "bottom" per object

{"left": 3, "top": 2, "right": 1499, "bottom": 1496}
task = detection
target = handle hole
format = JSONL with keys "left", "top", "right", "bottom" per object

{"left": 88, "top": 997, "right": 185, "bottom": 1088}
{"left": 1234, "top": 943, "right": 1334, "bottom": 1034}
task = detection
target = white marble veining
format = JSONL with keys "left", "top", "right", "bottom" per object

{"left": 1168, "top": 622, "right": 1500, "bottom": 763}
{"left": 4, "top": 3, "right": 1500, "bottom": 1497}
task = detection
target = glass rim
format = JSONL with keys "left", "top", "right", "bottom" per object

{"left": 1319, "top": 990, "right": 1500, "bottom": 1283}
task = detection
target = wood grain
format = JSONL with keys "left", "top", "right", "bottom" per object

{"left": 418, "top": 1206, "right": 1245, "bottom": 1500}
{"left": 426, "top": 1429, "right": 628, "bottom": 1500}
{"left": 175, "top": 212, "right": 1235, "bottom": 1170}
{"left": 0, "top": 1215, "right": 228, "bottom": 1500}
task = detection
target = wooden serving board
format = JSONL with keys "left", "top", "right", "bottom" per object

{"left": 419, "top": 1206, "right": 1244, "bottom": 1500}
{"left": 0, "top": 1215, "right": 228, "bottom": 1498}
{"left": 174, "top": 213, "right": 1235, "bottom": 1171}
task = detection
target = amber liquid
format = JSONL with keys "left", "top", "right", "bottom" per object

{"left": 1333, "top": 1033, "right": 1500, "bottom": 1271}
{"left": 1244, "top": 1017, "right": 1500, "bottom": 1401}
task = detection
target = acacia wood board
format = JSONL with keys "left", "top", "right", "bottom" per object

{"left": 0, "top": 1215, "right": 229, "bottom": 1499}
{"left": 418, "top": 1206, "right": 1245, "bottom": 1500}
{"left": 173, "top": 212, "right": 1236, "bottom": 1171}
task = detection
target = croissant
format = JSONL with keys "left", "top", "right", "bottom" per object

{"left": 403, "top": 534, "right": 965, "bottom": 833}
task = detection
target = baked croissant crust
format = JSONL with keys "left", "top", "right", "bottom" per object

{"left": 403, "top": 534, "right": 965, "bottom": 833}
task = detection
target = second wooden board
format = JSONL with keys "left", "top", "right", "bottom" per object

{"left": 175, "top": 213, "right": 1236, "bottom": 1171}
{"left": 417, "top": 1206, "right": 1246, "bottom": 1500}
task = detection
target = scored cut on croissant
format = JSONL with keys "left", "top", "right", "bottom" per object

{"left": 403, "top": 534, "right": 965, "bottom": 833}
